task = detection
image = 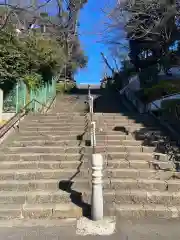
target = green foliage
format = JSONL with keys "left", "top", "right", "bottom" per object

{"left": 56, "top": 82, "right": 75, "bottom": 93}
{"left": 138, "top": 80, "right": 180, "bottom": 103}
{"left": 24, "top": 34, "right": 67, "bottom": 76}
{"left": 0, "top": 25, "right": 87, "bottom": 91}
{"left": 139, "top": 65, "right": 159, "bottom": 88}
{"left": 0, "top": 28, "right": 67, "bottom": 88}
{"left": 162, "top": 99, "right": 180, "bottom": 110}
{"left": 161, "top": 99, "right": 180, "bottom": 121}
{"left": 22, "top": 73, "right": 42, "bottom": 90}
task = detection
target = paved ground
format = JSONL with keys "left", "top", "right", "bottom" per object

{"left": 0, "top": 218, "right": 180, "bottom": 239}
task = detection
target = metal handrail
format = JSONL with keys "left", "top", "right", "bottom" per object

{"left": 0, "top": 96, "right": 56, "bottom": 139}
{"left": 123, "top": 86, "right": 180, "bottom": 145}
{"left": 88, "top": 86, "right": 96, "bottom": 153}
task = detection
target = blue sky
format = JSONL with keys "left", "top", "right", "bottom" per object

{"left": 75, "top": 0, "right": 116, "bottom": 84}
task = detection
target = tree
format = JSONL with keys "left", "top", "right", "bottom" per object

{"left": 104, "top": 0, "right": 180, "bottom": 87}
{"left": 0, "top": 0, "right": 88, "bottom": 84}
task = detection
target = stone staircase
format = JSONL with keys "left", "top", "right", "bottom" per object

{"left": 92, "top": 92, "right": 180, "bottom": 219}
{"left": 0, "top": 95, "right": 91, "bottom": 220}
{"left": 1, "top": 91, "right": 180, "bottom": 221}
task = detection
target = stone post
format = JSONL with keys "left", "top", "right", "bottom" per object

{"left": 0, "top": 89, "right": 3, "bottom": 121}
{"left": 91, "top": 153, "right": 103, "bottom": 221}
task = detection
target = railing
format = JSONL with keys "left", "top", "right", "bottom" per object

{"left": 122, "top": 87, "right": 180, "bottom": 163}
{"left": 0, "top": 78, "right": 57, "bottom": 141}
{"left": 87, "top": 85, "right": 103, "bottom": 221}
{"left": 3, "top": 76, "right": 57, "bottom": 114}
{"left": 123, "top": 87, "right": 147, "bottom": 113}
{"left": 88, "top": 85, "right": 96, "bottom": 150}
{"left": 0, "top": 98, "right": 55, "bottom": 139}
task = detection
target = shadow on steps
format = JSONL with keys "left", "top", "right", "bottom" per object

{"left": 59, "top": 180, "right": 91, "bottom": 218}
{"left": 93, "top": 89, "right": 180, "bottom": 171}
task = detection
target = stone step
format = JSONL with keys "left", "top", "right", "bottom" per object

{"left": 96, "top": 134, "right": 131, "bottom": 140}
{"left": 0, "top": 151, "right": 164, "bottom": 162}
{"left": 114, "top": 127, "right": 161, "bottom": 134}
{"left": 0, "top": 189, "right": 89, "bottom": 205}
{"left": 0, "top": 169, "right": 88, "bottom": 180}
{"left": 0, "top": 166, "right": 176, "bottom": 180}
{"left": 28, "top": 117, "right": 86, "bottom": 121}
{"left": 0, "top": 179, "right": 89, "bottom": 191}
{"left": 18, "top": 131, "right": 83, "bottom": 135}
{"left": 0, "top": 203, "right": 86, "bottom": 219}
{"left": 95, "top": 119, "right": 156, "bottom": 126}
{"left": 94, "top": 113, "right": 130, "bottom": 118}
{"left": 29, "top": 113, "right": 86, "bottom": 117}
{"left": 25, "top": 120, "right": 86, "bottom": 124}
{"left": 12, "top": 140, "right": 86, "bottom": 147}
{"left": 97, "top": 128, "right": 161, "bottom": 135}
{"left": 96, "top": 145, "right": 155, "bottom": 153}
{"left": 2, "top": 177, "right": 180, "bottom": 193}
{"left": 20, "top": 125, "right": 86, "bottom": 129}
{"left": 23, "top": 203, "right": 89, "bottom": 219}
{"left": 95, "top": 119, "right": 135, "bottom": 124}
{"left": 107, "top": 159, "right": 174, "bottom": 170}
{"left": 104, "top": 168, "right": 177, "bottom": 179}
{"left": 0, "top": 160, "right": 89, "bottom": 170}
{"left": 0, "top": 153, "right": 88, "bottom": 161}
{"left": 133, "top": 131, "right": 166, "bottom": 140}
{"left": 108, "top": 204, "right": 180, "bottom": 219}
{"left": 0, "top": 158, "right": 172, "bottom": 171}
{"left": 18, "top": 126, "right": 86, "bottom": 132}
{"left": 20, "top": 123, "right": 87, "bottom": 127}
{"left": 17, "top": 135, "right": 85, "bottom": 141}
{"left": 105, "top": 151, "right": 168, "bottom": 161}
{"left": 94, "top": 117, "right": 143, "bottom": 122}
{"left": 103, "top": 190, "right": 180, "bottom": 206}
{"left": 97, "top": 139, "right": 142, "bottom": 146}
{"left": 94, "top": 113, "right": 153, "bottom": 120}
{"left": 104, "top": 152, "right": 154, "bottom": 161}
{"left": 96, "top": 122, "right": 156, "bottom": 128}
{"left": 96, "top": 131, "right": 128, "bottom": 136}
{"left": 4, "top": 146, "right": 87, "bottom": 154}
{"left": 104, "top": 178, "right": 180, "bottom": 191}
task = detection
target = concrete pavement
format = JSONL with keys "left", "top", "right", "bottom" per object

{"left": 0, "top": 218, "right": 179, "bottom": 239}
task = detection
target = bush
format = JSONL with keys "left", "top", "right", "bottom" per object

{"left": 137, "top": 80, "right": 180, "bottom": 103}
{"left": 0, "top": 28, "right": 66, "bottom": 89}
{"left": 56, "top": 82, "right": 75, "bottom": 93}
{"left": 161, "top": 99, "right": 180, "bottom": 120}
{"left": 22, "top": 73, "right": 42, "bottom": 91}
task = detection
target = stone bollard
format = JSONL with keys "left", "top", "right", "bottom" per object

{"left": 91, "top": 153, "right": 103, "bottom": 221}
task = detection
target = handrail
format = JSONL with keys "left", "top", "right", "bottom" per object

{"left": 156, "top": 92, "right": 180, "bottom": 100}
{"left": 0, "top": 96, "right": 56, "bottom": 140}
{"left": 91, "top": 121, "right": 96, "bottom": 154}
{"left": 87, "top": 86, "right": 96, "bottom": 152}
{"left": 122, "top": 86, "right": 180, "bottom": 144}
